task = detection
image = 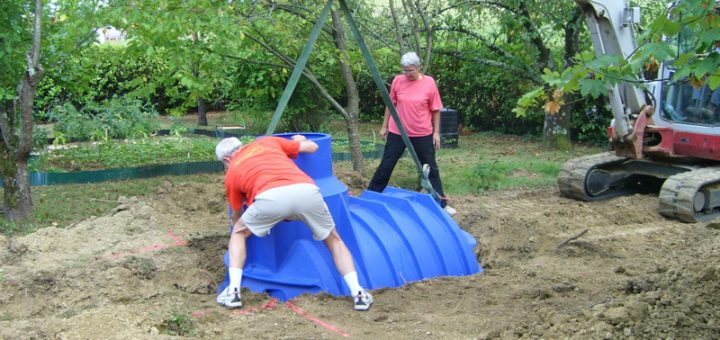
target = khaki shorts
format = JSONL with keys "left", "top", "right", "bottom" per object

{"left": 241, "top": 183, "right": 335, "bottom": 240}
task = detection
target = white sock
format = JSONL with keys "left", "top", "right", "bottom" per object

{"left": 343, "top": 272, "right": 363, "bottom": 296}
{"left": 228, "top": 267, "right": 243, "bottom": 292}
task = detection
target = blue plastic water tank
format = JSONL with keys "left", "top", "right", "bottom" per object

{"left": 219, "top": 133, "right": 481, "bottom": 301}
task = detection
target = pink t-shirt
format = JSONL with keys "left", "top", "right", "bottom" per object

{"left": 387, "top": 74, "right": 443, "bottom": 137}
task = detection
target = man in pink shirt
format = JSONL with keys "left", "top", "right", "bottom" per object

{"left": 367, "top": 52, "right": 456, "bottom": 216}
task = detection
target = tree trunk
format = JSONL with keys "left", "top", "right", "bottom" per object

{"left": 402, "top": 0, "right": 422, "bottom": 53}
{"left": 543, "top": 105, "right": 572, "bottom": 150}
{"left": 412, "top": 0, "right": 433, "bottom": 73}
{"left": 331, "top": 8, "right": 364, "bottom": 172}
{"left": 540, "top": 5, "right": 582, "bottom": 150}
{"left": 4, "top": 161, "right": 32, "bottom": 221}
{"left": 192, "top": 32, "right": 208, "bottom": 126}
{"left": 197, "top": 97, "right": 208, "bottom": 126}
{"left": 1, "top": 0, "right": 43, "bottom": 221}
{"left": 389, "top": 0, "right": 408, "bottom": 54}
{"left": 544, "top": 7, "right": 583, "bottom": 150}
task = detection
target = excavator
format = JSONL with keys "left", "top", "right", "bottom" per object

{"left": 559, "top": 0, "right": 720, "bottom": 222}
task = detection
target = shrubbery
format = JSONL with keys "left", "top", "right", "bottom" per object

{"left": 34, "top": 44, "right": 182, "bottom": 121}
{"left": 31, "top": 40, "right": 608, "bottom": 145}
{"left": 49, "top": 97, "right": 159, "bottom": 143}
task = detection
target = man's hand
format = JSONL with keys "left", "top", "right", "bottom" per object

{"left": 298, "top": 140, "right": 319, "bottom": 153}
{"left": 291, "top": 134, "right": 308, "bottom": 141}
{"left": 433, "top": 132, "right": 441, "bottom": 150}
{"left": 379, "top": 127, "right": 388, "bottom": 140}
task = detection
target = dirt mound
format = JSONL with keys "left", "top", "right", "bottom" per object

{"left": 1, "top": 175, "right": 719, "bottom": 339}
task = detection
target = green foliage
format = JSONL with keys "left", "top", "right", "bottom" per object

{"left": 571, "top": 100, "right": 611, "bottom": 145}
{"left": 356, "top": 48, "right": 398, "bottom": 122}
{"left": 107, "top": 0, "right": 247, "bottom": 118}
{"left": 32, "top": 126, "right": 49, "bottom": 152}
{"left": 168, "top": 116, "right": 190, "bottom": 137}
{"left": 330, "top": 140, "right": 377, "bottom": 153}
{"left": 158, "top": 311, "right": 195, "bottom": 336}
{"left": 469, "top": 158, "right": 502, "bottom": 190}
{"left": 224, "top": 102, "right": 273, "bottom": 135}
{"left": 29, "top": 134, "right": 367, "bottom": 172}
{"left": 544, "top": 0, "right": 720, "bottom": 100}
{"left": 435, "top": 52, "right": 543, "bottom": 135}
{"left": 0, "top": 0, "right": 28, "bottom": 92}
{"left": 35, "top": 44, "right": 181, "bottom": 119}
{"left": 30, "top": 136, "right": 217, "bottom": 172}
{"left": 0, "top": 220, "right": 37, "bottom": 237}
{"left": 49, "top": 97, "right": 159, "bottom": 142}
{"left": 513, "top": 87, "right": 546, "bottom": 118}
{"left": 457, "top": 157, "right": 562, "bottom": 192}
{"left": 517, "top": 0, "right": 719, "bottom": 146}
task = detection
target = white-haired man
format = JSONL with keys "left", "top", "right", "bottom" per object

{"left": 214, "top": 135, "right": 373, "bottom": 311}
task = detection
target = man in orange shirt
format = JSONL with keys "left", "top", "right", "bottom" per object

{"left": 214, "top": 135, "right": 373, "bottom": 311}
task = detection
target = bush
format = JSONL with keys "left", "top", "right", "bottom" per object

{"left": 571, "top": 99, "right": 611, "bottom": 146}
{"left": 32, "top": 125, "right": 49, "bottom": 152}
{"left": 50, "top": 97, "right": 159, "bottom": 142}
{"left": 34, "top": 44, "right": 183, "bottom": 120}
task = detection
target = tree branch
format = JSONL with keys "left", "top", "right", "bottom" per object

{"left": 402, "top": 0, "right": 421, "bottom": 54}
{"left": 243, "top": 29, "right": 349, "bottom": 120}
{"left": 433, "top": 49, "right": 540, "bottom": 83}
{"left": 412, "top": 0, "right": 433, "bottom": 72}
{"left": 0, "top": 109, "right": 12, "bottom": 148}
{"left": 517, "top": 1, "right": 553, "bottom": 71}
{"left": 436, "top": 0, "right": 517, "bottom": 15}
{"left": 436, "top": 26, "right": 539, "bottom": 83}
{"left": 265, "top": 1, "right": 334, "bottom": 36}
{"left": 18, "top": 0, "right": 44, "bottom": 157}
{"left": 389, "top": 0, "right": 407, "bottom": 53}
{"left": 201, "top": 46, "right": 289, "bottom": 69}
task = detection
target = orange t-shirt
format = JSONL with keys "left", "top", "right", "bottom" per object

{"left": 224, "top": 136, "right": 314, "bottom": 210}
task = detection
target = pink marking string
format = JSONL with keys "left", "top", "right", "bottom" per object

{"left": 191, "top": 297, "right": 349, "bottom": 337}
{"left": 285, "top": 300, "right": 349, "bottom": 337}
{"left": 104, "top": 229, "right": 188, "bottom": 260}
{"left": 191, "top": 298, "right": 278, "bottom": 318}
{"left": 167, "top": 229, "right": 189, "bottom": 246}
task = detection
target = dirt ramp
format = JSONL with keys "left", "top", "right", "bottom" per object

{"left": 0, "top": 187, "right": 231, "bottom": 338}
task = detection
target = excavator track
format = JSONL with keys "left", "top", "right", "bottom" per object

{"left": 558, "top": 152, "right": 638, "bottom": 201}
{"left": 659, "top": 167, "right": 720, "bottom": 223}
{"left": 558, "top": 152, "right": 630, "bottom": 201}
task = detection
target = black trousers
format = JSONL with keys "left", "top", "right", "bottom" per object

{"left": 367, "top": 132, "right": 447, "bottom": 207}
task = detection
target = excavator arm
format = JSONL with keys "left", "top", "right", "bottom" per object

{"left": 575, "top": 0, "right": 651, "bottom": 158}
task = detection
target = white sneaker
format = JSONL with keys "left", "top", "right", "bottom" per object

{"left": 216, "top": 286, "right": 242, "bottom": 309}
{"left": 353, "top": 290, "right": 374, "bottom": 311}
{"left": 444, "top": 205, "right": 457, "bottom": 216}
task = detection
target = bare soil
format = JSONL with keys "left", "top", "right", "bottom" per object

{"left": 1, "top": 170, "right": 719, "bottom": 339}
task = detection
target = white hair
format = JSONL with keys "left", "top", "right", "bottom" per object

{"left": 400, "top": 52, "right": 421, "bottom": 67}
{"left": 215, "top": 137, "right": 242, "bottom": 161}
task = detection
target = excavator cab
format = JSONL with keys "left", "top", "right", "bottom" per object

{"left": 659, "top": 14, "right": 720, "bottom": 125}
{"left": 662, "top": 79, "right": 720, "bottom": 125}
